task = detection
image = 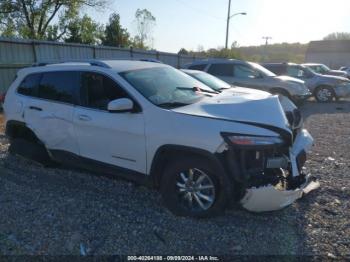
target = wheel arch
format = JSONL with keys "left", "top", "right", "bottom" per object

{"left": 5, "top": 120, "right": 39, "bottom": 142}
{"left": 313, "top": 84, "right": 335, "bottom": 94}
{"left": 269, "top": 87, "right": 291, "bottom": 97}
{"left": 149, "top": 144, "right": 227, "bottom": 188}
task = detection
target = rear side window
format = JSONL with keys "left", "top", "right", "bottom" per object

{"left": 188, "top": 64, "right": 207, "bottom": 71}
{"left": 81, "top": 72, "right": 129, "bottom": 110}
{"left": 17, "top": 73, "right": 41, "bottom": 96}
{"left": 38, "top": 71, "right": 80, "bottom": 104}
{"left": 207, "top": 64, "right": 234, "bottom": 76}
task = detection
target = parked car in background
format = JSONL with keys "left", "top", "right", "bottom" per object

{"left": 184, "top": 59, "right": 311, "bottom": 103}
{"left": 181, "top": 69, "right": 233, "bottom": 92}
{"left": 302, "top": 63, "right": 349, "bottom": 78}
{"left": 263, "top": 63, "right": 350, "bottom": 102}
{"left": 339, "top": 66, "right": 350, "bottom": 76}
{"left": 3, "top": 60, "right": 318, "bottom": 217}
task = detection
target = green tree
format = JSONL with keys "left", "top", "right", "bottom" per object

{"left": 178, "top": 48, "right": 189, "bottom": 55}
{"left": 102, "top": 13, "right": 130, "bottom": 47}
{"left": 323, "top": 32, "right": 350, "bottom": 40}
{"left": 133, "top": 8, "right": 156, "bottom": 49}
{"left": 0, "top": 0, "right": 106, "bottom": 40}
{"left": 65, "top": 15, "right": 103, "bottom": 44}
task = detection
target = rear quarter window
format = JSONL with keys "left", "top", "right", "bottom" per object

{"left": 17, "top": 73, "right": 41, "bottom": 96}
{"left": 188, "top": 64, "right": 207, "bottom": 71}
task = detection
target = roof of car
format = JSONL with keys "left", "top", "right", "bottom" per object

{"left": 263, "top": 62, "right": 298, "bottom": 66}
{"left": 302, "top": 63, "right": 322, "bottom": 66}
{"left": 180, "top": 69, "right": 202, "bottom": 74}
{"left": 187, "top": 58, "right": 244, "bottom": 66}
{"left": 19, "top": 60, "right": 169, "bottom": 75}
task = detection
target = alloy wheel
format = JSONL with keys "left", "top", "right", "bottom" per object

{"left": 317, "top": 88, "right": 333, "bottom": 102}
{"left": 176, "top": 168, "right": 216, "bottom": 211}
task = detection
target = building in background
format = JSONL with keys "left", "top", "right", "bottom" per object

{"left": 306, "top": 40, "right": 350, "bottom": 69}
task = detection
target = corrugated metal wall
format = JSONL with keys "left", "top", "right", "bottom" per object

{"left": 0, "top": 37, "right": 203, "bottom": 92}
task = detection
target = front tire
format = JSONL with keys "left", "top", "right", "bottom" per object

{"left": 160, "top": 156, "right": 230, "bottom": 218}
{"left": 314, "top": 86, "right": 335, "bottom": 102}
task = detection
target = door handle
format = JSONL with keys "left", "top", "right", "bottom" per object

{"left": 29, "top": 106, "right": 42, "bottom": 111}
{"left": 78, "top": 115, "right": 91, "bottom": 121}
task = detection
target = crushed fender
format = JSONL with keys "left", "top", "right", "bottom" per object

{"left": 240, "top": 174, "right": 320, "bottom": 212}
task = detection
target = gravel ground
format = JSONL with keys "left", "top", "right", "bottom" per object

{"left": 0, "top": 101, "right": 349, "bottom": 257}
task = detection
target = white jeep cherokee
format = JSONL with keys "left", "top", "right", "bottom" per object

{"left": 3, "top": 60, "right": 319, "bottom": 217}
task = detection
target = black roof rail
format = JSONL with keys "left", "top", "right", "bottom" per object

{"left": 31, "top": 60, "right": 111, "bottom": 68}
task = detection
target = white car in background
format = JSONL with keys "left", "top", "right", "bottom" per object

{"left": 3, "top": 60, "right": 318, "bottom": 217}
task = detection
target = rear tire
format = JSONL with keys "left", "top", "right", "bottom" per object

{"left": 160, "top": 156, "right": 230, "bottom": 218}
{"left": 314, "top": 86, "right": 335, "bottom": 102}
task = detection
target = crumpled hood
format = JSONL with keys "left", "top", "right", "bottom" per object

{"left": 273, "top": 75, "right": 305, "bottom": 84}
{"left": 318, "top": 73, "right": 349, "bottom": 82}
{"left": 172, "top": 87, "right": 290, "bottom": 131}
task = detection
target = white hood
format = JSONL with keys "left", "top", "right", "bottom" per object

{"left": 172, "top": 87, "right": 290, "bottom": 131}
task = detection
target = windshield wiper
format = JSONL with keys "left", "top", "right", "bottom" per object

{"left": 176, "top": 86, "right": 219, "bottom": 94}
{"left": 157, "top": 102, "right": 190, "bottom": 108}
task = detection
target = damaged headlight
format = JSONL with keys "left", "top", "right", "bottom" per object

{"left": 221, "top": 133, "right": 284, "bottom": 147}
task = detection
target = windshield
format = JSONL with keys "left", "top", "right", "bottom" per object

{"left": 249, "top": 62, "right": 276, "bottom": 77}
{"left": 300, "top": 65, "right": 316, "bottom": 76}
{"left": 186, "top": 71, "right": 231, "bottom": 91}
{"left": 120, "top": 67, "right": 216, "bottom": 108}
{"left": 309, "top": 64, "right": 329, "bottom": 74}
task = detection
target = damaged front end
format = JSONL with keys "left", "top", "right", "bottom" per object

{"left": 221, "top": 128, "right": 320, "bottom": 212}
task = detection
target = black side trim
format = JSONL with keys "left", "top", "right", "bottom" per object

{"left": 50, "top": 150, "right": 152, "bottom": 187}
{"left": 5, "top": 120, "right": 39, "bottom": 142}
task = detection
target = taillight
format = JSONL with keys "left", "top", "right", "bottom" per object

{"left": 0, "top": 92, "right": 6, "bottom": 103}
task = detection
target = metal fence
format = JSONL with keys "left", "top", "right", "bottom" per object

{"left": 0, "top": 37, "right": 205, "bottom": 92}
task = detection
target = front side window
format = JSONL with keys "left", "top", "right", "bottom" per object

{"left": 17, "top": 73, "right": 41, "bottom": 96}
{"left": 233, "top": 65, "right": 259, "bottom": 78}
{"left": 120, "top": 67, "right": 214, "bottom": 108}
{"left": 81, "top": 72, "right": 129, "bottom": 110}
{"left": 207, "top": 64, "right": 234, "bottom": 77}
{"left": 38, "top": 71, "right": 80, "bottom": 104}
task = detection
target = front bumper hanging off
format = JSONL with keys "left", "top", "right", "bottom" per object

{"left": 239, "top": 129, "right": 320, "bottom": 212}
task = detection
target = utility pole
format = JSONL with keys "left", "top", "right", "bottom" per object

{"left": 225, "top": 0, "right": 246, "bottom": 49}
{"left": 262, "top": 36, "right": 272, "bottom": 61}
{"left": 225, "top": 0, "right": 232, "bottom": 49}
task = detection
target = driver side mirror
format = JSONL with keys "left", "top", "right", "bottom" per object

{"left": 107, "top": 98, "right": 134, "bottom": 113}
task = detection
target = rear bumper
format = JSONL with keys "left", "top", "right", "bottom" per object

{"left": 227, "top": 129, "right": 319, "bottom": 212}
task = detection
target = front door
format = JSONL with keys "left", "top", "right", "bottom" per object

{"left": 73, "top": 71, "right": 147, "bottom": 174}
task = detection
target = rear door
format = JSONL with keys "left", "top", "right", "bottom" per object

{"left": 23, "top": 71, "right": 80, "bottom": 154}
{"left": 73, "top": 71, "right": 147, "bottom": 174}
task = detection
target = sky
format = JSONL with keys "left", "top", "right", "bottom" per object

{"left": 87, "top": 0, "right": 350, "bottom": 53}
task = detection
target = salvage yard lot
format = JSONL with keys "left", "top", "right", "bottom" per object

{"left": 0, "top": 101, "right": 349, "bottom": 256}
